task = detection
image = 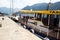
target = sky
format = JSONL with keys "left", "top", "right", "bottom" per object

{"left": 0, "top": 0, "right": 60, "bottom": 9}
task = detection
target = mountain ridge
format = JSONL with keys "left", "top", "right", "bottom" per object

{"left": 22, "top": 2, "right": 60, "bottom": 10}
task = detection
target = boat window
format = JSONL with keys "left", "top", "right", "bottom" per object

{"left": 54, "top": 15, "right": 57, "bottom": 18}
{"left": 42, "top": 14, "right": 47, "bottom": 18}
{"left": 42, "top": 14, "right": 43, "bottom": 18}
{"left": 58, "top": 15, "right": 59, "bottom": 18}
{"left": 37, "top": 15, "right": 40, "bottom": 18}
{"left": 36, "top": 14, "right": 41, "bottom": 21}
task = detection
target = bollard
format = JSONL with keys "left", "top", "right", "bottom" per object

{"left": 2, "top": 18, "right": 4, "bottom": 20}
{"left": 0, "top": 24, "right": 2, "bottom": 27}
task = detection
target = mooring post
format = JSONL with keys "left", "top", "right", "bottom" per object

{"left": 0, "top": 23, "right": 2, "bottom": 27}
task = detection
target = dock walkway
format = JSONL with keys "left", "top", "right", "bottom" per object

{"left": 0, "top": 16, "right": 41, "bottom": 40}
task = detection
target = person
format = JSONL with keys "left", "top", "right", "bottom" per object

{"left": 23, "top": 16, "right": 25, "bottom": 22}
{"left": 25, "top": 16, "right": 29, "bottom": 24}
{"left": 22, "top": 16, "right": 29, "bottom": 25}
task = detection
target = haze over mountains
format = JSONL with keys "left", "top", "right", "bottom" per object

{"left": 0, "top": 2, "right": 60, "bottom": 14}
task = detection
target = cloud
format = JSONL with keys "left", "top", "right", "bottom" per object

{"left": 0, "top": 0, "right": 60, "bottom": 9}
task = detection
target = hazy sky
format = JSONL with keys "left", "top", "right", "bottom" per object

{"left": 0, "top": 0, "right": 60, "bottom": 9}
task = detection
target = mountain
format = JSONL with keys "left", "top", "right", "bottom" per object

{"left": 0, "top": 7, "right": 11, "bottom": 14}
{"left": 49, "top": 2, "right": 60, "bottom": 10}
{"left": 22, "top": 5, "right": 31, "bottom": 10}
{"left": 22, "top": 3, "right": 48, "bottom": 10}
{"left": 22, "top": 2, "right": 60, "bottom": 10}
{"left": 31, "top": 3, "right": 48, "bottom": 10}
{"left": 0, "top": 7, "right": 19, "bottom": 14}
